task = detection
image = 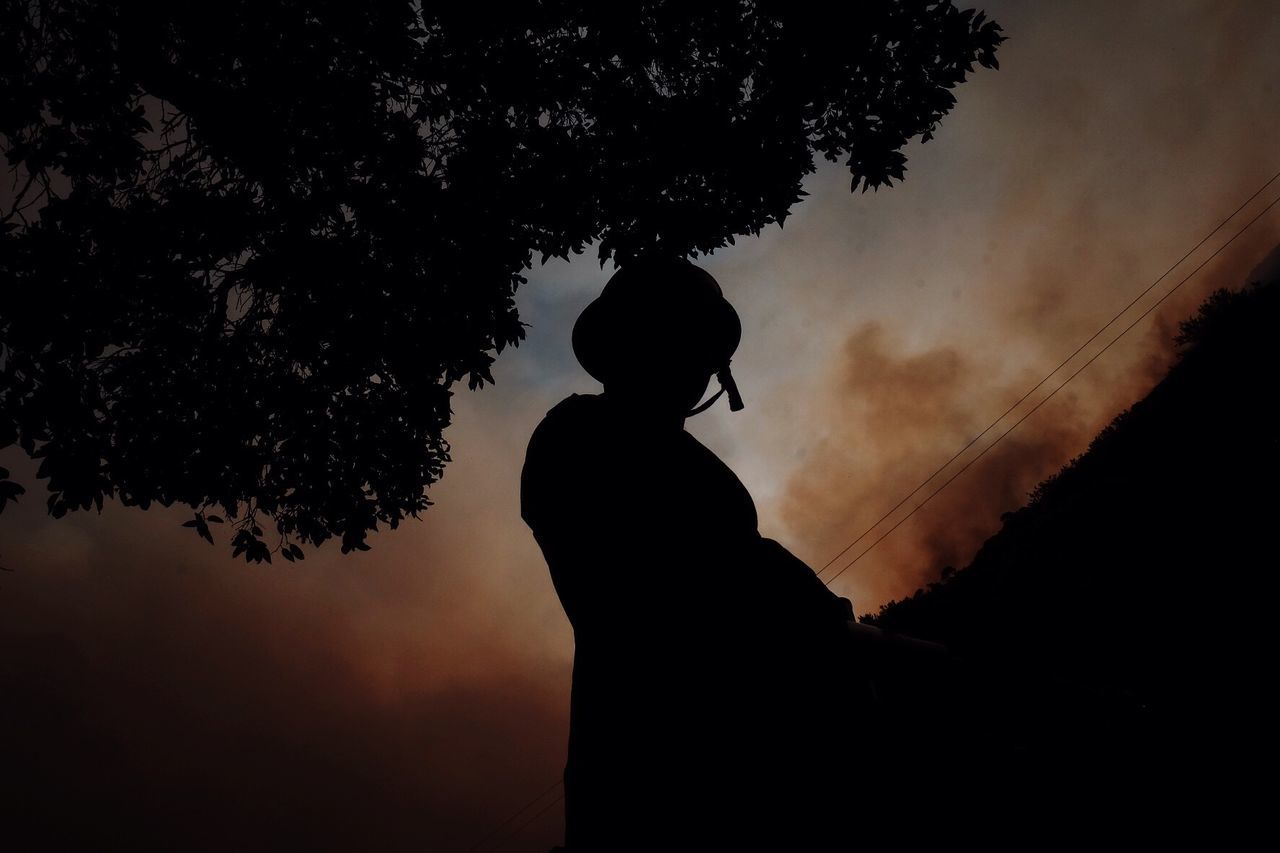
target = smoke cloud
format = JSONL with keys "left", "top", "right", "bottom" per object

{"left": 771, "top": 0, "right": 1280, "bottom": 613}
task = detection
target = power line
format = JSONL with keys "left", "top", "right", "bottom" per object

{"left": 467, "top": 777, "right": 563, "bottom": 853}
{"left": 476, "top": 790, "right": 566, "bottom": 853}
{"left": 814, "top": 168, "right": 1280, "bottom": 579}
{"left": 823, "top": 190, "right": 1280, "bottom": 587}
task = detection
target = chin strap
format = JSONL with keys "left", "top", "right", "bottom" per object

{"left": 685, "top": 363, "right": 745, "bottom": 418}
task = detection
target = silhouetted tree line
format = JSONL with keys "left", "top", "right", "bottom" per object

{"left": 0, "top": 1, "right": 1003, "bottom": 562}
{"left": 862, "top": 249, "right": 1280, "bottom": 842}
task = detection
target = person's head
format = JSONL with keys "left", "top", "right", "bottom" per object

{"left": 572, "top": 255, "right": 742, "bottom": 419}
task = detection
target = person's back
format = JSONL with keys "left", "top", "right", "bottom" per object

{"left": 521, "top": 390, "right": 871, "bottom": 849}
{"left": 516, "top": 255, "right": 890, "bottom": 849}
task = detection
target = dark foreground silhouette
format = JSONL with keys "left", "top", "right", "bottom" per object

{"left": 521, "top": 257, "right": 988, "bottom": 849}
{"left": 864, "top": 249, "right": 1280, "bottom": 846}
{"left": 523, "top": 391, "right": 1000, "bottom": 849}
{"left": 521, "top": 247, "right": 1280, "bottom": 849}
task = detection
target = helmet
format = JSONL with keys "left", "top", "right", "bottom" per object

{"left": 571, "top": 255, "right": 744, "bottom": 413}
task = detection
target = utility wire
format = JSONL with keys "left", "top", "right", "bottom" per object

{"left": 468, "top": 777, "right": 563, "bottom": 853}
{"left": 814, "top": 168, "right": 1280, "bottom": 578}
{"left": 823, "top": 191, "right": 1280, "bottom": 587}
{"left": 486, "top": 792, "right": 566, "bottom": 853}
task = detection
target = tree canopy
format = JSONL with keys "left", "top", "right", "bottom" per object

{"left": 0, "top": 0, "right": 1004, "bottom": 561}
{"left": 861, "top": 260, "right": 1280, "bottom": 836}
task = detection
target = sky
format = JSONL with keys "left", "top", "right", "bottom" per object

{"left": 3, "top": 1, "right": 1280, "bottom": 850}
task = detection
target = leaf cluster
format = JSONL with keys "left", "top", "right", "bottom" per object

{"left": 0, "top": 1, "right": 1003, "bottom": 560}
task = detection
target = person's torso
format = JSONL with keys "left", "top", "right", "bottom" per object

{"left": 520, "top": 394, "right": 864, "bottom": 826}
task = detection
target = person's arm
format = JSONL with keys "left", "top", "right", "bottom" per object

{"left": 757, "top": 536, "right": 856, "bottom": 625}
{"left": 757, "top": 536, "right": 958, "bottom": 670}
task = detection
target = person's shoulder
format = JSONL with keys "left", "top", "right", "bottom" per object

{"left": 533, "top": 392, "right": 604, "bottom": 436}
{"left": 525, "top": 393, "right": 602, "bottom": 459}
{"left": 521, "top": 394, "right": 602, "bottom": 525}
{"left": 545, "top": 392, "right": 603, "bottom": 422}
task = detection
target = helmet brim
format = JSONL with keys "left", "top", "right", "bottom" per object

{"left": 572, "top": 271, "right": 742, "bottom": 385}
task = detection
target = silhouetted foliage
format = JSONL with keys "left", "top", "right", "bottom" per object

{"left": 864, "top": 252, "right": 1280, "bottom": 837}
{"left": 0, "top": 0, "right": 1004, "bottom": 560}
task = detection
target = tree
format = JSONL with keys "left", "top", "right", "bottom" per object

{"left": 0, "top": 1, "right": 1005, "bottom": 561}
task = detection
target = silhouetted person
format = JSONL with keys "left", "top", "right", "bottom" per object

{"left": 521, "top": 256, "right": 959, "bottom": 850}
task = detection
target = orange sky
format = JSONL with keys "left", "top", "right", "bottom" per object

{"left": 3, "top": 2, "right": 1279, "bottom": 849}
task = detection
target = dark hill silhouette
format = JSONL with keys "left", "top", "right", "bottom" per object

{"left": 863, "top": 243, "right": 1280, "bottom": 843}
